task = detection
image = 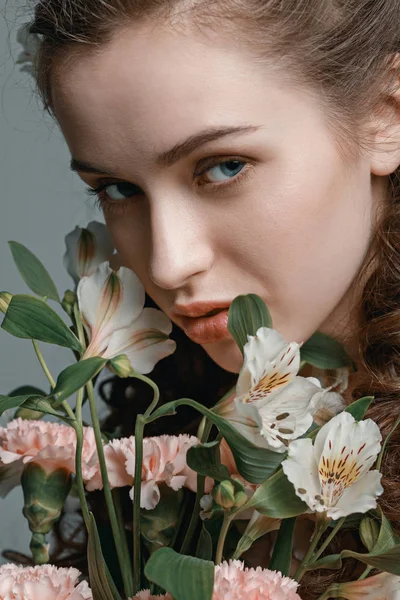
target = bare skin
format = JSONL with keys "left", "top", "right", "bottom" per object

{"left": 52, "top": 21, "right": 400, "bottom": 375}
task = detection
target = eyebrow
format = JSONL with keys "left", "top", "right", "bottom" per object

{"left": 70, "top": 124, "right": 261, "bottom": 175}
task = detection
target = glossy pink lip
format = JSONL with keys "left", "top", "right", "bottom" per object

{"left": 171, "top": 302, "right": 232, "bottom": 344}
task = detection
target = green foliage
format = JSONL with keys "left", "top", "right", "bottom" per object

{"left": 53, "top": 357, "right": 107, "bottom": 406}
{"left": 300, "top": 331, "right": 354, "bottom": 369}
{"left": 227, "top": 294, "right": 272, "bottom": 355}
{"left": 345, "top": 396, "right": 374, "bottom": 421}
{"left": 145, "top": 548, "right": 214, "bottom": 600}
{"left": 186, "top": 441, "right": 231, "bottom": 482}
{"left": 9, "top": 241, "right": 60, "bottom": 302}
{"left": 1, "top": 294, "right": 81, "bottom": 351}
{"left": 268, "top": 517, "right": 296, "bottom": 576}
{"left": 243, "top": 469, "right": 308, "bottom": 518}
{"left": 87, "top": 514, "right": 121, "bottom": 600}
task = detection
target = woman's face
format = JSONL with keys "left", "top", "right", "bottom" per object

{"left": 53, "top": 21, "right": 385, "bottom": 373}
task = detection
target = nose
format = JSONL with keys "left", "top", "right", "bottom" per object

{"left": 148, "top": 196, "right": 214, "bottom": 290}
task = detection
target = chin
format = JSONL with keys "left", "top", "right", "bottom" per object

{"left": 201, "top": 338, "right": 244, "bottom": 373}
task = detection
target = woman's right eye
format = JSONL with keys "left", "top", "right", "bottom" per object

{"left": 101, "top": 181, "right": 143, "bottom": 200}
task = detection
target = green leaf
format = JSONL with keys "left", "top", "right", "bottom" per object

{"left": 9, "top": 241, "right": 60, "bottom": 302}
{"left": 268, "top": 517, "right": 296, "bottom": 576}
{"left": 87, "top": 513, "right": 121, "bottom": 600}
{"left": 8, "top": 385, "right": 47, "bottom": 397}
{"left": 186, "top": 441, "right": 231, "bottom": 482}
{"left": 145, "top": 547, "right": 214, "bottom": 600}
{"left": 243, "top": 469, "right": 308, "bottom": 518}
{"left": 0, "top": 394, "right": 42, "bottom": 416}
{"left": 360, "top": 515, "right": 380, "bottom": 552}
{"left": 53, "top": 357, "right": 107, "bottom": 406}
{"left": 345, "top": 396, "right": 374, "bottom": 421}
{"left": 228, "top": 294, "right": 272, "bottom": 355}
{"left": 22, "top": 397, "right": 74, "bottom": 423}
{"left": 141, "top": 487, "right": 185, "bottom": 555}
{"left": 196, "top": 523, "right": 213, "bottom": 561}
{"left": 150, "top": 399, "right": 284, "bottom": 484}
{"left": 300, "top": 331, "right": 353, "bottom": 369}
{"left": 1, "top": 295, "right": 81, "bottom": 351}
{"left": 309, "top": 508, "right": 399, "bottom": 574}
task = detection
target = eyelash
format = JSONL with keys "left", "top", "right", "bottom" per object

{"left": 85, "top": 157, "right": 254, "bottom": 216}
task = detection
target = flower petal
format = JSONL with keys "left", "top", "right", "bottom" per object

{"left": 237, "top": 327, "right": 301, "bottom": 402}
{"left": 79, "top": 263, "right": 145, "bottom": 355}
{"left": 104, "top": 308, "right": 176, "bottom": 373}
{"left": 328, "top": 470, "right": 383, "bottom": 519}
{"left": 282, "top": 438, "right": 322, "bottom": 512}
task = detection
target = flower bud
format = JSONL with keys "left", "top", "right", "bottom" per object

{"left": 109, "top": 354, "right": 132, "bottom": 378}
{"left": 234, "top": 490, "right": 248, "bottom": 508}
{"left": 212, "top": 480, "right": 236, "bottom": 510}
{"left": 0, "top": 292, "right": 12, "bottom": 314}
{"left": 61, "top": 290, "right": 77, "bottom": 317}
{"left": 21, "top": 463, "right": 72, "bottom": 563}
{"left": 15, "top": 406, "right": 45, "bottom": 420}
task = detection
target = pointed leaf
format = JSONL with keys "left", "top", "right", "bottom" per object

{"left": 300, "top": 331, "right": 353, "bottom": 369}
{"left": 150, "top": 399, "right": 284, "bottom": 484}
{"left": 145, "top": 547, "right": 214, "bottom": 600}
{"left": 228, "top": 294, "right": 272, "bottom": 355}
{"left": 243, "top": 469, "right": 308, "bottom": 518}
{"left": 53, "top": 357, "right": 107, "bottom": 406}
{"left": 87, "top": 513, "right": 121, "bottom": 600}
{"left": 22, "top": 397, "right": 74, "bottom": 423}
{"left": 9, "top": 385, "right": 47, "bottom": 397}
{"left": 0, "top": 394, "right": 42, "bottom": 417}
{"left": 196, "top": 523, "right": 213, "bottom": 561}
{"left": 1, "top": 295, "right": 81, "bottom": 351}
{"left": 268, "top": 517, "right": 296, "bottom": 576}
{"left": 9, "top": 241, "right": 60, "bottom": 302}
{"left": 186, "top": 441, "right": 231, "bottom": 482}
{"left": 345, "top": 396, "right": 374, "bottom": 421}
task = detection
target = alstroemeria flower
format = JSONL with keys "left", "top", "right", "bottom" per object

{"left": 78, "top": 262, "right": 176, "bottom": 372}
{"left": 327, "top": 572, "right": 400, "bottom": 599}
{"left": 0, "top": 564, "right": 92, "bottom": 600}
{"left": 85, "top": 434, "right": 203, "bottom": 510}
{"left": 64, "top": 221, "right": 115, "bottom": 284}
{"left": 217, "top": 327, "right": 325, "bottom": 452}
{"left": 0, "top": 419, "right": 98, "bottom": 494}
{"left": 16, "top": 24, "right": 40, "bottom": 75}
{"left": 131, "top": 560, "right": 301, "bottom": 600}
{"left": 282, "top": 412, "right": 383, "bottom": 519}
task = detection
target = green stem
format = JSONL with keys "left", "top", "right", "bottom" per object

{"left": 216, "top": 514, "right": 232, "bottom": 564}
{"left": 73, "top": 302, "right": 86, "bottom": 348}
{"left": 86, "top": 380, "right": 133, "bottom": 598}
{"left": 32, "top": 339, "right": 56, "bottom": 388}
{"left": 113, "top": 488, "right": 131, "bottom": 569}
{"left": 73, "top": 389, "right": 90, "bottom": 530}
{"left": 133, "top": 414, "right": 145, "bottom": 594}
{"left": 310, "top": 517, "right": 346, "bottom": 564}
{"left": 358, "top": 566, "right": 373, "bottom": 580}
{"left": 128, "top": 372, "right": 160, "bottom": 419}
{"left": 377, "top": 413, "right": 400, "bottom": 471}
{"left": 179, "top": 418, "right": 213, "bottom": 555}
{"left": 294, "top": 517, "right": 328, "bottom": 582}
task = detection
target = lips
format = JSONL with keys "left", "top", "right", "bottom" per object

{"left": 171, "top": 302, "right": 232, "bottom": 344}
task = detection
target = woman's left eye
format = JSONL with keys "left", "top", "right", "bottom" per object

{"left": 197, "top": 159, "right": 247, "bottom": 184}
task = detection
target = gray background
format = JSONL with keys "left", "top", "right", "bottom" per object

{"left": 0, "top": 0, "right": 101, "bottom": 561}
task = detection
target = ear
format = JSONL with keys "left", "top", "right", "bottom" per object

{"left": 369, "top": 53, "right": 400, "bottom": 177}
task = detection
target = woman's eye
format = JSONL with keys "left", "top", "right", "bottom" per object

{"left": 104, "top": 181, "right": 143, "bottom": 200}
{"left": 201, "top": 160, "right": 246, "bottom": 183}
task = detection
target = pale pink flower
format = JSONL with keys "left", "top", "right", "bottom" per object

{"left": 330, "top": 572, "right": 400, "bottom": 599}
{"left": 129, "top": 593, "right": 171, "bottom": 600}
{"left": 131, "top": 560, "right": 301, "bottom": 600}
{"left": 0, "top": 564, "right": 92, "bottom": 600}
{"left": 64, "top": 221, "right": 115, "bottom": 284}
{"left": 85, "top": 434, "right": 202, "bottom": 509}
{"left": 0, "top": 419, "right": 98, "bottom": 493}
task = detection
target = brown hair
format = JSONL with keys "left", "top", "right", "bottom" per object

{"left": 28, "top": 0, "right": 400, "bottom": 596}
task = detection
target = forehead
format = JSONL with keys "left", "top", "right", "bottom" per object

{"left": 52, "top": 21, "right": 320, "bottom": 164}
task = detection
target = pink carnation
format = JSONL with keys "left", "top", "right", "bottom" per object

{"left": 0, "top": 418, "right": 98, "bottom": 480}
{"left": 86, "top": 434, "right": 201, "bottom": 509}
{"left": 0, "top": 564, "right": 92, "bottom": 600}
{"left": 130, "top": 560, "right": 301, "bottom": 600}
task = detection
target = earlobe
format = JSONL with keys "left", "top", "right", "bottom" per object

{"left": 370, "top": 53, "right": 400, "bottom": 177}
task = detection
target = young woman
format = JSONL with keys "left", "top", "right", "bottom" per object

{"left": 27, "top": 0, "right": 400, "bottom": 596}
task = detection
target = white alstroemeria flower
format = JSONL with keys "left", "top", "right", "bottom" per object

{"left": 218, "top": 327, "right": 324, "bottom": 452}
{"left": 328, "top": 573, "right": 400, "bottom": 599}
{"left": 64, "top": 221, "right": 115, "bottom": 284}
{"left": 282, "top": 412, "right": 383, "bottom": 519}
{"left": 16, "top": 24, "right": 41, "bottom": 75}
{"left": 78, "top": 262, "right": 176, "bottom": 373}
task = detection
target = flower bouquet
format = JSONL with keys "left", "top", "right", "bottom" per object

{"left": 0, "top": 219, "right": 400, "bottom": 600}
